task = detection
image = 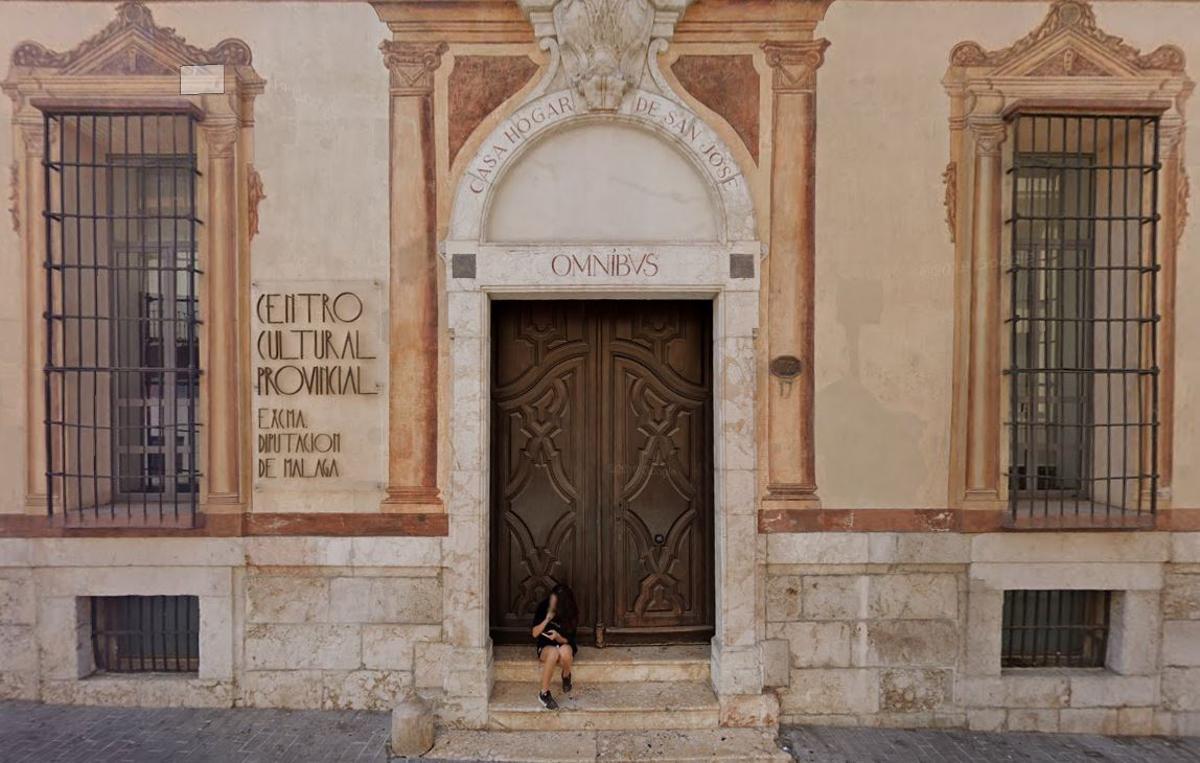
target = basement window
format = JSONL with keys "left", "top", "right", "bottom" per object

{"left": 1001, "top": 589, "right": 1111, "bottom": 668}
{"left": 91, "top": 595, "right": 200, "bottom": 673}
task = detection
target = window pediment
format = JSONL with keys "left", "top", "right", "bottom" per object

{"left": 949, "top": 0, "right": 1185, "bottom": 78}
{"left": 9, "top": 0, "right": 251, "bottom": 76}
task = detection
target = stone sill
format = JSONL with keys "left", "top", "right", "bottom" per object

{"left": 83, "top": 672, "right": 201, "bottom": 682}
{"left": 1000, "top": 667, "right": 1109, "bottom": 678}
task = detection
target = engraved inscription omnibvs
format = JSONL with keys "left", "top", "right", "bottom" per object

{"left": 550, "top": 252, "right": 659, "bottom": 277}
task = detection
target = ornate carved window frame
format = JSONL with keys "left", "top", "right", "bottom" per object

{"left": 943, "top": 0, "right": 1192, "bottom": 521}
{"left": 3, "top": 1, "right": 265, "bottom": 520}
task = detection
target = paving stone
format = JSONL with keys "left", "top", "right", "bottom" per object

{"left": 3, "top": 702, "right": 1200, "bottom": 762}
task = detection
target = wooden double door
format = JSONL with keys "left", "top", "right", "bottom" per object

{"left": 490, "top": 300, "right": 714, "bottom": 646}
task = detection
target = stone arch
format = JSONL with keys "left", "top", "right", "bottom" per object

{"left": 447, "top": 87, "right": 758, "bottom": 246}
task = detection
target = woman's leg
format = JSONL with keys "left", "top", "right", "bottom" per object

{"left": 539, "top": 647, "right": 559, "bottom": 693}
{"left": 557, "top": 644, "right": 573, "bottom": 679}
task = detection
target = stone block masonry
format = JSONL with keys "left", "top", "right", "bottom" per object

{"left": 766, "top": 532, "right": 1200, "bottom": 735}
{"left": 0, "top": 537, "right": 446, "bottom": 713}
{"left": 241, "top": 568, "right": 443, "bottom": 711}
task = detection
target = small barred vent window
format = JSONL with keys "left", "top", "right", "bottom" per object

{"left": 1001, "top": 589, "right": 1111, "bottom": 669}
{"left": 1006, "top": 113, "right": 1160, "bottom": 526}
{"left": 91, "top": 595, "right": 200, "bottom": 674}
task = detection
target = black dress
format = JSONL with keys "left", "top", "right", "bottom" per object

{"left": 531, "top": 597, "right": 578, "bottom": 657}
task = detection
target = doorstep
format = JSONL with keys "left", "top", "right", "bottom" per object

{"left": 417, "top": 728, "right": 790, "bottom": 762}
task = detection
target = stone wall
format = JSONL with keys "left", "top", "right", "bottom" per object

{"left": 0, "top": 537, "right": 445, "bottom": 712}
{"left": 1162, "top": 535, "right": 1200, "bottom": 734}
{"left": 241, "top": 568, "right": 442, "bottom": 710}
{"left": 766, "top": 532, "right": 1200, "bottom": 735}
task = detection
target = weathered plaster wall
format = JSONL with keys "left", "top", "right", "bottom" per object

{"left": 813, "top": 0, "right": 1200, "bottom": 510}
{"left": 0, "top": 3, "right": 392, "bottom": 515}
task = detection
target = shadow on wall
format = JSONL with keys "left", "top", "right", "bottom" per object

{"left": 818, "top": 277, "right": 926, "bottom": 507}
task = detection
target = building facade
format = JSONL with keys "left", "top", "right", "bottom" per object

{"left": 0, "top": 0, "right": 1198, "bottom": 738}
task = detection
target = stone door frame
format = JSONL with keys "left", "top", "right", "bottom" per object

{"left": 439, "top": 87, "right": 769, "bottom": 726}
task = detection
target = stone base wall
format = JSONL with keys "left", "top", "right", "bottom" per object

{"left": 0, "top": 536, "right": 445, "bottom": 712}
{"left": 241, "top": 567, "right": 442, "bottom": 711}
{"left": 765, "top": 532, "right": 1200, "bottom": 736}
{"left": 1163, "top": 536, "right": 1200, "bottom": 734}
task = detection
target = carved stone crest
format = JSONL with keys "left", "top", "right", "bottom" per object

{"left": 950, "top": 0, "right": 1185, "bottom": 73}
{"left": 10, "top": 1, "right": 252, "bottom": 74}
{"left": 554, "top": 0, "right": 654, "bottom": 111}
{"left": 518, "top": 0, "right": 694, "bottom": 112}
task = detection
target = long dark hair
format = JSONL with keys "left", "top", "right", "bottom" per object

{"left": 551, "top": 583, "right": 578, "bottom": 632}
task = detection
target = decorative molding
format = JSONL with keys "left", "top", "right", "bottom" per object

{"left": 761, "top": 40, "right": 830, "bottom": 93}
{"left": 516, "top": 0, "right": 695, "bottom": 111}
{"left": 380, "top": 40, "right": 448, "bottom": 95}
{"left": 971, "top": 122, "right": 1007, "bottom": 157}
{"left": 943, "top": 0, "right": 1192, "bottom": 509}
{"left": 942, "top": 161, "right": 957, "bottom": 244}
{"left": 247, "top": 165, "right": 265, "bottom": 240}
{"left": 1180, "top": 165, "right": 1191, "bottom": 245}
{"left": 1025, "top": 48, "right": 1109, "bottom": 77}
{"left": 10, "top": 1, "right": 251, "bottom": 74}
{"left": 204, "top": 125, "right": 238, "bottom": 159}
{"left": 7, "top": 161, "right": 18, "bottom": 233}
{"left": 554, "top": 0, "right": 654, "bottom": 111}
{"left": 17, "top": 123, "right": 44, "bottom": 157}
{"left": 949, "top": 0, "right": 1184, "bottom": 73}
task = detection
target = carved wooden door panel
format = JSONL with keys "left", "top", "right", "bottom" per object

{"left": 490, "top": 301, "right": 712, "bottom": 645}
{"left": 600, "top": 302, "right": 713, "bottom": 642}
{"left": 490, "top": 302, "right": 597, "bottom": 643}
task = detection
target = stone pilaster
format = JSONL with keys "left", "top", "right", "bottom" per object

{"left": 18, "top": 120, "right": 47, "bottom": 510}
{"left": 760, "top": 40, "right": 828, "bottom": 510}
{"left": 963, "top": 119, "right": 1006, "bottom": 507}
{"left": 1152, "top": 122, "right": 1185, "bottom": 504}
{"left": 204, "top": 123, "right": 242, "bottom": 506}
{"left": 379, "top": 41, "right": 447, "bottom": 513}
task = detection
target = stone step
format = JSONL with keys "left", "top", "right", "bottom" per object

{"left": 493, "top": 644, "right": 711, "bottom": 683}
{"left": 423, "top": 728, "right": 789, "bottom": 762}
{"left": 488, "top": 680, "right": 720, "bottom": 731}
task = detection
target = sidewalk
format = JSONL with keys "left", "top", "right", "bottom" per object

{"left": 2, "top": 701, "right": 1198, "bottom": 762}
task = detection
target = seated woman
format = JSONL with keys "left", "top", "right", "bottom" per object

{"left": 530, "top": 583, "right": 578, "bottom": 710}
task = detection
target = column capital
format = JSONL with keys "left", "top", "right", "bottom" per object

{"left": 969, "top": 120, "right": 1007, "bottom": 157}
{"left": 381, "top": 40, "right": 449, "bottom": 96}
{"left": 18, "top": 121, "right": 46, "bottom": 157}
{"left": 204, "top": 124, "right": 239, "bottom": 159}
{"left": 1160, "top": 122, "right": 1185, "bottom": 155}
{"left": 761, "top": 39, "right": 830, "bottom": 93}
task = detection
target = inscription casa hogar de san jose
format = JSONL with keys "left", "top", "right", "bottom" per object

{"left": 252, "top": 285, "right": 381, "bottom": 482}
{"left": 465, "top": 90, "right": 741, "bottom": 195}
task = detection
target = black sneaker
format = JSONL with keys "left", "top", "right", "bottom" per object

{"left": 562, "top": 673, "right": 572, "bottom": 693}
{"left": 538, "top": 690, "right": 558, "bottom": 710}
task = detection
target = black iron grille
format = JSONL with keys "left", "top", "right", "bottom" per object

{"left": 91, "top": 595, "right": 200, "bottom": 673}
{"left": 1006, "top": 114, "right": 1159, "bottom": 525}
{"left": 1001, "top": 589, "right": 1111, "bottom": 669}
{"left": 43, "top": 111, "right": 202, "bottom": 526}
